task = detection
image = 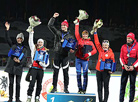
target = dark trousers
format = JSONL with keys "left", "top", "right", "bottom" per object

{"left": 119, "top": 69, "right": 137, "bottom": 102}
{"left": 27, "top": 68, "right": 44, "bottom": 97}
{"left": 53, "top": 56, "right": 69, "bottom": 88}
{"left": 9, "top": 73, "right": 21, "bottom": 100}
{"left": 96, "top": 70, "right": 110, "bottom": 102}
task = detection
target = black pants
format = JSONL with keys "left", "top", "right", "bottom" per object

{"left": 119, "top": 69, "right": 137, "bottom": 102}
{"left": 27, "top": 68, "right": 44, "bottom": 97}
{"left": 53, "top": 56, "right": 69, "bottom": 88}
{"left": 96, "top": 70, "right": 110, "bottom": 102}
{"left": 9, "top": 73, "right": 21, "bottom": 100}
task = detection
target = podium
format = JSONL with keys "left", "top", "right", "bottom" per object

{"left": 47, "top": 93, "right": 96, "bottom": 102}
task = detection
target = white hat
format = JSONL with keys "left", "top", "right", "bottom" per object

{"left": 16, "top": 33, "right": 24, "bottom": 42}
{"left": 37, "top": 38, "right": 44, "bottom": 44}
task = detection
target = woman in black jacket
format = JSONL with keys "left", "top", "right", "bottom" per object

{"left": 4, "top": 22, "right": 27, "bottom": 102}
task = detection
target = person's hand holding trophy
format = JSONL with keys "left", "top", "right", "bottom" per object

{"left": 26, "top": 16, "right": 41, "bottom": 32}
{"left": 90, "top": 19, "right": 103, "bottom": 35}
{"left": 73, "top": 10, "right": 89, "bottom": 24}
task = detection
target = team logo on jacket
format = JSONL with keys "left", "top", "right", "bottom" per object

{"left": 41, "top": 78, "right": 64, "bottom": 100}
{"left": 105, "top": 54, "right": 108, "bottom": 57}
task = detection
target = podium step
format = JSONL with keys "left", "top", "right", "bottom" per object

{"left": 47, "top": 92, "right": 96, "bottom": 102}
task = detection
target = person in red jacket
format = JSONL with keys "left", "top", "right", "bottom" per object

{"left": 75, "top": 20, "right": 97, "bottom": 94}
{"left": 93, "top": 29, "right": 115, "bottom": 102}
{"left": 119, "top": 32, "right": 138, "bottom": 102}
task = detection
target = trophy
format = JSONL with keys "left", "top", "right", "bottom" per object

{"left": 100, "top": 59, "right": 116, "bottom": 72}
{"left": 73, "top": 10, "right": 89, "bottom": 24}
{"left": 90, "top": 19, "right": 103, "bottom": 35}
{"left": 26, "top": 16, "right": 41, "bottom": 32}
{"left": 62, "top": 38, "right": 76, "bottom": 51}
{"left": 33, "top": 50, "right": 49, "bottom": 64}
{"left": 8, "top": 47, "right": 24, "bottom": 60}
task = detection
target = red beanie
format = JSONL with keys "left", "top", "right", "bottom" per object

{"left": 61, "top": 20, "right": 69, "bottom": 28}
{"left": 127, "top": 32, "right": 135, "bottom": 40}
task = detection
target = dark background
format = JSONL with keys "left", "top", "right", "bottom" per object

{"left": 0, "top": 0, "right": 138, "bottom": 50}
{"left": 0, "top": 0, "right": 138, "bottom": 70}
{"left": 0, "top": 0, "right": 138, "bottom": 26}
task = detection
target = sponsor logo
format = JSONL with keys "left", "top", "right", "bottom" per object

{"left": 41, "top": 78, "right": 64, "bottom": 100}
{"left": 68, "top": 101, "right": 74, "bottom": 102}
{"left": 0, "top": 76, "right": 8, "bottom": 98}
{"left": 84, "top": 98, "right": 93, "bottom": 102}
{"left": 125, "top": 81, "right": 138, "bottom": 101}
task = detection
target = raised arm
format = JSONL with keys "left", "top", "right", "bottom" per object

{"left": 75, "top": 23, "right": 81, "bottom": 41}
{"left": 5, "top": 22, "right": 13, "bottom": 47}
{"left": 47, "top": 13, "right": 61, "bottom": 36}
{"left": 93, "top": 31, "right": 102, "bottom": 52}
{"left": 28, "top": 31, "right": 35, "bottom": 60}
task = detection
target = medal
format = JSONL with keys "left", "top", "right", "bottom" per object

{"left": 127, "top": 44, "right": 135, "bottom": 58}
{"left": 61, "top": 32, "right": 69, "bottom": 43}
{"left": 61, "top": 39, "right": 64, "bottom": 42}
{"left": 127, "top": 53, "right": 130, "bottom": 57}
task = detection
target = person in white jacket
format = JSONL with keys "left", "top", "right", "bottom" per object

{"left": 26, "top": 30, "right": 49, "bottom": 102}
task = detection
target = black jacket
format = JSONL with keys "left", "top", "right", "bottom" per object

{"left": 4, "top": 30, "right": 27, "bottom": 76}
{"left": 48, "top": 17, "right": 74, "bottom": 57}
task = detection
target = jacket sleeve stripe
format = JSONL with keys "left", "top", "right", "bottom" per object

{"left": 120, "top": 58, "right": 124, "bottom": 66}
{"left": 133, "top": 61, "right": 138, "bottom": 68}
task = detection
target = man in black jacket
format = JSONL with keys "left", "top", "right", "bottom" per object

{"left": 48, "top": 13, "right": 74, "bottom": 93}
{"left": 4, "top": 22, "right": 27, "bottom": 102}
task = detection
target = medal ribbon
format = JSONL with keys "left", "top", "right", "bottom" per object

{"left": 17, "top": 46, "right": 23, "bottom": 50}
{"left": 127, "top": 44, "right": 135, "bottom": 55}
{"left": 62, "top": 32, "right": 69, "bottom": 39}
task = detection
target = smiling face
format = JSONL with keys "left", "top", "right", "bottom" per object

{"left": 82, "top": 30, "right": 89, "bottom": 39}
{"left": 37, "top": 41, "right": 44, "bottom": 48}
{"left": 16, "top": 38, "right": 23, "bottom": 44}
{"left": 82, "top": 33, "right": 88, "bottom": 39}
{"left": 102, "top": 40, "right": 109, "bottom": 51}
{"left": 127, "top": 37, "right": 133, "bottom": 44}
{"left": 61, "top": 25, "right": 68, "bottom": 32}
{"left": 102, "top": 43, "right": 109, "bottom": 50}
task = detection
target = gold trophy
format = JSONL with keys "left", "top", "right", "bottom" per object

{"left": 73, "top": 10, "right": 89, "bottom": 24}
{"left": 26, "top": 16, "right": 41, "bottom": 32}
{"left": 90, "top": 19, "right": 103, "bottom": 35}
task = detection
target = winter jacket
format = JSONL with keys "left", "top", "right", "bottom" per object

{"left": 28, "top": 32, "right": 49, "bottom": 69}
{"left": 120, "top": 40, "right": 138, "bottom": 71}
{"left": 75, "top": 24, "right": 97, "bottom": 61}
{"left": 94, "top": 33, "right": 115, "bottom": 71}
{"left": 4, "top": 30, "right": 27, "bottom": 75}
{"left": 48, "top": 17, "right": 74, "bottom": 57}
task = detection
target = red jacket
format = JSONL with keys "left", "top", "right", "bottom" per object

{"left": 94, "top": 33, "right": 115, "bottom": 71}
{"left": 120, "top": 41, "right": 138, "bottom": 71}
{"left": 32, "top": 47, "right": 46, "bottom": 69}
{"left": 75, "top": 24, "right": 97, "bottom": 61}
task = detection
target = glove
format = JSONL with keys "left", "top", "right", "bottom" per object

{"left": 84, "top": 52, "right": 91, "bottom": 59}
{"left": 39, "top": 62, "right": 47, "bottom": 70}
